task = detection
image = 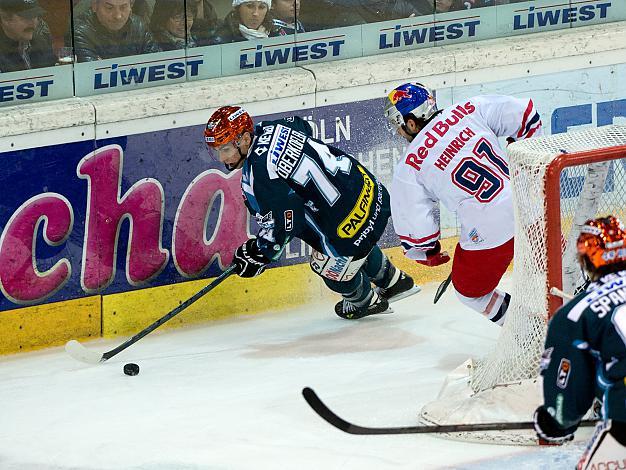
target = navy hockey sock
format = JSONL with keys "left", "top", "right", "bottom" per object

{"left": 363, "top": 246, "right": 394, "bottom": 287}
{"left": 324, "top": 271, "right": 373, "bottom": 307}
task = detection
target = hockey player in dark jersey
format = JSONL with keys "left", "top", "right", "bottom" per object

{"left": 533, "top": 216, "right": 626, "bottom": 467}
{"left": 204, "top": 105, "right": 419, "bottom": 319}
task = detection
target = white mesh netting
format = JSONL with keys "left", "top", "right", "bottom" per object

{"left": 419, "top": 125, "right": 626, "bottom": 445}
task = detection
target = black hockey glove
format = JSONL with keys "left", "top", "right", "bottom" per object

{"left": 233, "top": 238, "right": 271, "bottom": 278}
{"left": 533, "top": 406, "right": 577, "bottom": 445}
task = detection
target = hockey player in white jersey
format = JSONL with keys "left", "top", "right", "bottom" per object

{"left": 384, "top": 83, "right": 542, "bottom": 325}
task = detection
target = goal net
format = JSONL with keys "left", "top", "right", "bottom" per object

{"left": 419, "top": 124, "right": 626, "bottom": 445}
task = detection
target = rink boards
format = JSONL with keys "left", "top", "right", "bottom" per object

{"left": 0, "top": 23, "right": 625, "bottom": 354}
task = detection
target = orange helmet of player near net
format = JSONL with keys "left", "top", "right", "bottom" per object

{"left": 204, "top": 106, "right": 254, "bottom": 148}
{"left": 577, "top": 216, "right": 626, "bottom": 269}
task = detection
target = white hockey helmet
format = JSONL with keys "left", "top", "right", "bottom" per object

{"left": 384, "top": 83, "right": 437, "bottom": 130}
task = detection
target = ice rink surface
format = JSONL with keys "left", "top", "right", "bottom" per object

{"left": 0, "top": 278, "right": 592, "bottom": 470}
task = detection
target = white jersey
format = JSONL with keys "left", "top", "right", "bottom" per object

{"left": 391, "top": 95, "right": 542, "bottom": 257}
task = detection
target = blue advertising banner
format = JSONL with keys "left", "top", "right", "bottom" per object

{"left": 220, "top": 35, "right": 296, "bottom": 76}
{"left": 74, "top": 49, "right": 217, "bottom": 96}
{"left": 360, "top": 1, "right": 626, "bottom": 56}
{"left": 361, "top": 9, "right": 496, "bottom": 56}
{"left": 0, "top": 65, "right": 74, "bottom": 107}
{"left": 220, "top": 26, "right": 362, "bottom": 76}
{"left": 187, "top": 44, "right": 223, "bottom": 82}
{"left": 495, "top": 0, "right": 626, "bottom": 36}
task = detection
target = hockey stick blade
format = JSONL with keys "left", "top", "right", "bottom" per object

{"left": 65, "top": 265, "right": 235, "bottom": 365}
{"left": 65, "top": 340, "right": 105, "bottom": 364}
{"left": 302, "top": 387, "right": 596, "bottom": 435}
{"left": 433, "top": 274, "right": 452, "bottom": 304}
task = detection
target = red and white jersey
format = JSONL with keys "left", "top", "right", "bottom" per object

{"left": 391, "top": 95, "right": 542, "bottom": 257}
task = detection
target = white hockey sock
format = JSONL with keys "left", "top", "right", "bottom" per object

{"left": 483, "top": 290, "right": 510, "bottom": 326}
{"left": 454, "top": 289, "right": 509, "bottom": 326}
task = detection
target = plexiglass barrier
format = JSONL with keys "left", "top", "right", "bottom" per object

{"left": 0, "top": 0, "right": 624, "bottom": 106}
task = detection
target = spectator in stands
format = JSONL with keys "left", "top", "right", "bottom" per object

{"left": 303, "top": 0, "right": 433, "bottom": 28}
{"left": 361, "top": 0, "right": 434, "bottom": 21}
{"left": 69, "top": 0, "right": 153, "bottom": 22}
{"left": 150, "top": 0, "right": 198, "bottom": 51}
{"left": 132, "top": 0, "right": 151, "bottom": 25}
{"left": 191, "top": 0, "right": 219, "bottom": 46}
{"left": 435, "top": 0, "right": 474, "bottom": 12}
{"left": 298, "top": 0, "right": 361, "bottom": 30}
{"left": 0, "top": 0, "right": 55, "bottom": 72}
{"left": 39, "top": 0, "right": 79, "bottom": 50}
{"left": 437, "top": 0, "right": 508, "bottom": 10}
{"left": 270, "top": 0, "right": 305, "bottom": 36}
{"left": 211, "top": 0, "right": 273, "bottom": 43}
{"left": 73, "top": 0, "right": 160, "bottom": 61}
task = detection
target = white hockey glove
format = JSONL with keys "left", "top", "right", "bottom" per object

{"left": 533, "top": 406, "right": 576, "bottom": 445}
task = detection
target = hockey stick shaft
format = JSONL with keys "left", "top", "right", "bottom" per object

{"left": 549, "top": 286, "right": 574, "bottom": 300}
{"left": 66, "top": 265, "right": 236, "bottom": 363}
{"left": 433, "top": 274, "right": 452, "bottom": 304}
{"left": 302, "top": 387, "right": 596, "bottom": 435}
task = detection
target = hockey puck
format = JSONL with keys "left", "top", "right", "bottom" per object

{"left": 123, "top": 363, "right": 140, "bottom": 376}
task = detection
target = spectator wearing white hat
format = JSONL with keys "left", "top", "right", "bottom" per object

{"left": 211, "top": 0, "right": 273, "bottom": 43}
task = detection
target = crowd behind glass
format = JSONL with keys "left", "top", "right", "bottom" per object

{"left": 0, "top": 0, "right": 560, "bottom": 73}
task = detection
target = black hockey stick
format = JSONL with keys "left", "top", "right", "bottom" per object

{"left": 433, "top": 274, "right": 451, "bottom": 304}
{"left": 302, "top": 387, "right": 596, "bottom": 435}
{"left": 65, "top": 265, "right": 236, "bottom": 364}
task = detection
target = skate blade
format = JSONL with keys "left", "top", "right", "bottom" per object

{"left": 342, "top": 306, "right": 394, "bottom": 320}
{"left": 387, "top": 285, "right": 421, "bottom": 303}
{"left": 367, "top": 306, "right": 394, "bottom": 318}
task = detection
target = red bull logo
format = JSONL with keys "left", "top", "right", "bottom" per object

{"left": 388, "top": 89, "right": 411, "bottom": 104}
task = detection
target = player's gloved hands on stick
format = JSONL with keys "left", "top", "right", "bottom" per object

{"left": 533, "top": 405, "right": 577, "bottom": 445}
{"left": 414, "top": 241, "right": 450, "bottom": 267}
{"left": 233, "top": 238, "right": 271, "bottom": 278}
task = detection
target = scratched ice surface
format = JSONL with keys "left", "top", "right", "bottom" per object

{"left": 0, "top": 278, "right": 589, "bottom": 470}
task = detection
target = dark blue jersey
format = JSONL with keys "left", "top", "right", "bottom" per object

{"left": 541, "top": 270, "right": 626, "bottom": 428}
{"left": 241, "top": 116, "right": 390, "bottom": 261}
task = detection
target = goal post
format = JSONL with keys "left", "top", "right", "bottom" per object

{"left": 546, "top": 149, "right": 626, "bottom": 313}
{"left": 419, "top": 125, "right": 626, "bottom": 445}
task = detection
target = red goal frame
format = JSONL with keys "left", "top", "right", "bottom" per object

{"left": 545, "top": 145, "right": 626, "bottom": 316}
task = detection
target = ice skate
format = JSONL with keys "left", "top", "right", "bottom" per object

{"left": 377, "top": 269, "right": 420, "bottom": 303}
{"left": 334, "top": 292, "right": 392, "bottom": 319}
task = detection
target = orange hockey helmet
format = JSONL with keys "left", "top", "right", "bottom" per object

{"left": 577, "top": 216, "right": 626, "bottom": 270}
{"left": 204, "top": 106, "right": 254, "bottom": 148}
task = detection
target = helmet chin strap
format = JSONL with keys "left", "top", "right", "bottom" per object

{"left": 225, "top": 152, "right": 245, "bottom": 172}
{"left": 224, "top": 137, "right": 248, "bottom": 172}
{"left": 401, "top": 124, "right": 419, "bottom": 141}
